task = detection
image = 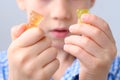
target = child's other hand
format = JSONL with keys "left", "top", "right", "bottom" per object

{"left": 8, "top": 25, "right": 59, "bottom": 80}
{"left": 64, "top": 14, "right": 117, "bottom": 80}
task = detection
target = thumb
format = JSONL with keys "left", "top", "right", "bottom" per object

{"left": 11, "top": 24, "right": 27, "bottom": 41}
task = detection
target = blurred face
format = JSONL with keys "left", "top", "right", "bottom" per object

{"left": 17, "top": 0, "right": 95, "bottom": 50}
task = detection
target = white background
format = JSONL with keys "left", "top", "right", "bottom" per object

{"left": 0, "top": 0, "right": 120, "bottom": 54}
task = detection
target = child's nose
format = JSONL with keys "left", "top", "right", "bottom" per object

{"left": 50, "top": 1, "right": 71, "bottom": 20}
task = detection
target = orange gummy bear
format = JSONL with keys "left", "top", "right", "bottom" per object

{"left": 26, "top": 11, "right": 43, "bottom": 29}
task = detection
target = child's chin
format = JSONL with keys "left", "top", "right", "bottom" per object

{"left": 52, "top": 42, "right": 64, "bottom": 50}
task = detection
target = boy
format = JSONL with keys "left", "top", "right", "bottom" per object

{"left": 0, "top": 0, "right": 119, "bottom": 80}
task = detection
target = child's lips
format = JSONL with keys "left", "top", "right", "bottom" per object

{"left": 50, "top": 29, "right": 69, "bottom": 38}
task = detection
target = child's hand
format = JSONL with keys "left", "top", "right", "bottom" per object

{"left": 8, "top": 25, "right": 59, "bottom": 80}
{"left": 64, "top": 14, "right": 117, "bottom": 80}
{"left": 11, "top": 24, "right": 27, "bottom": 41}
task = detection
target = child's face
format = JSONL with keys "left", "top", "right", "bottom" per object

{"left": 17, "top": 0, "right": 95, "bottom": 50}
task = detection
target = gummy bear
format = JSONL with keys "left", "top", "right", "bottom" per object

{"left": 27, "top": 11, "right": 43, "bottom": 29}
{"left": 76, "top": 9, "right": 89, "bottom": 23}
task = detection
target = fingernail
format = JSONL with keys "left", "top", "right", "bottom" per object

{"left": 81, "top": 14, "right": 89, "bottom": 21}
{"left": 69, "top": 25, "right": 74, "bottom": 31}
{"left": 69, "top": 26, "right": 72, "bottom": 30}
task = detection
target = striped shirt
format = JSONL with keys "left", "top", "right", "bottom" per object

{"left": 0, "top": 51, "right": 120, "bottom": 80}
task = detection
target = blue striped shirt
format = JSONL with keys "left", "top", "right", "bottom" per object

{"left": 0, "top": 51, "right": 120, "bottom": 80}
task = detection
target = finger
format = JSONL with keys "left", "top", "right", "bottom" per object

{"left": 11, "top": 24, "right": 27, "bottom": 41}
{"left": 13, "top": 27, "right": 45, "bottom": 47}
{"left": 12, "top": 37, "right": 52, "bottom": 63}
{"left": 64, "top": 44, "right": 96, "bottom": 68}
{"left": 42, "top": 59, "right": 59, "bottom": 79}
{"left": 35, "top": 47, "right": 58, "bottom": 68}
{"left": 69, "top": 24, "right": 112, "bottom": 48}
{"left": 25, "top": 37, "right": 52, "bottom": 57}
{"left": 64, "top": 35, "right": 102, "bottom": 57}
{"left": 81, "top": 14, "right": 115, "bottom": 43}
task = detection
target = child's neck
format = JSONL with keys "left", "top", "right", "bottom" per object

{"left": 52, "top": 50, "right": 75, "bottom": 80}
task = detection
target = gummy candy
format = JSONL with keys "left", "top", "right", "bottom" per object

{"left": 27, "top": 11, "right": 43, "bottom": 29}
{"left": 76, "top": 9, "right": 89, "bottom": 23}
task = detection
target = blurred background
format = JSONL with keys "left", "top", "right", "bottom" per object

{"left": 0, "top": 0, "right": 120, "bottom": 54}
